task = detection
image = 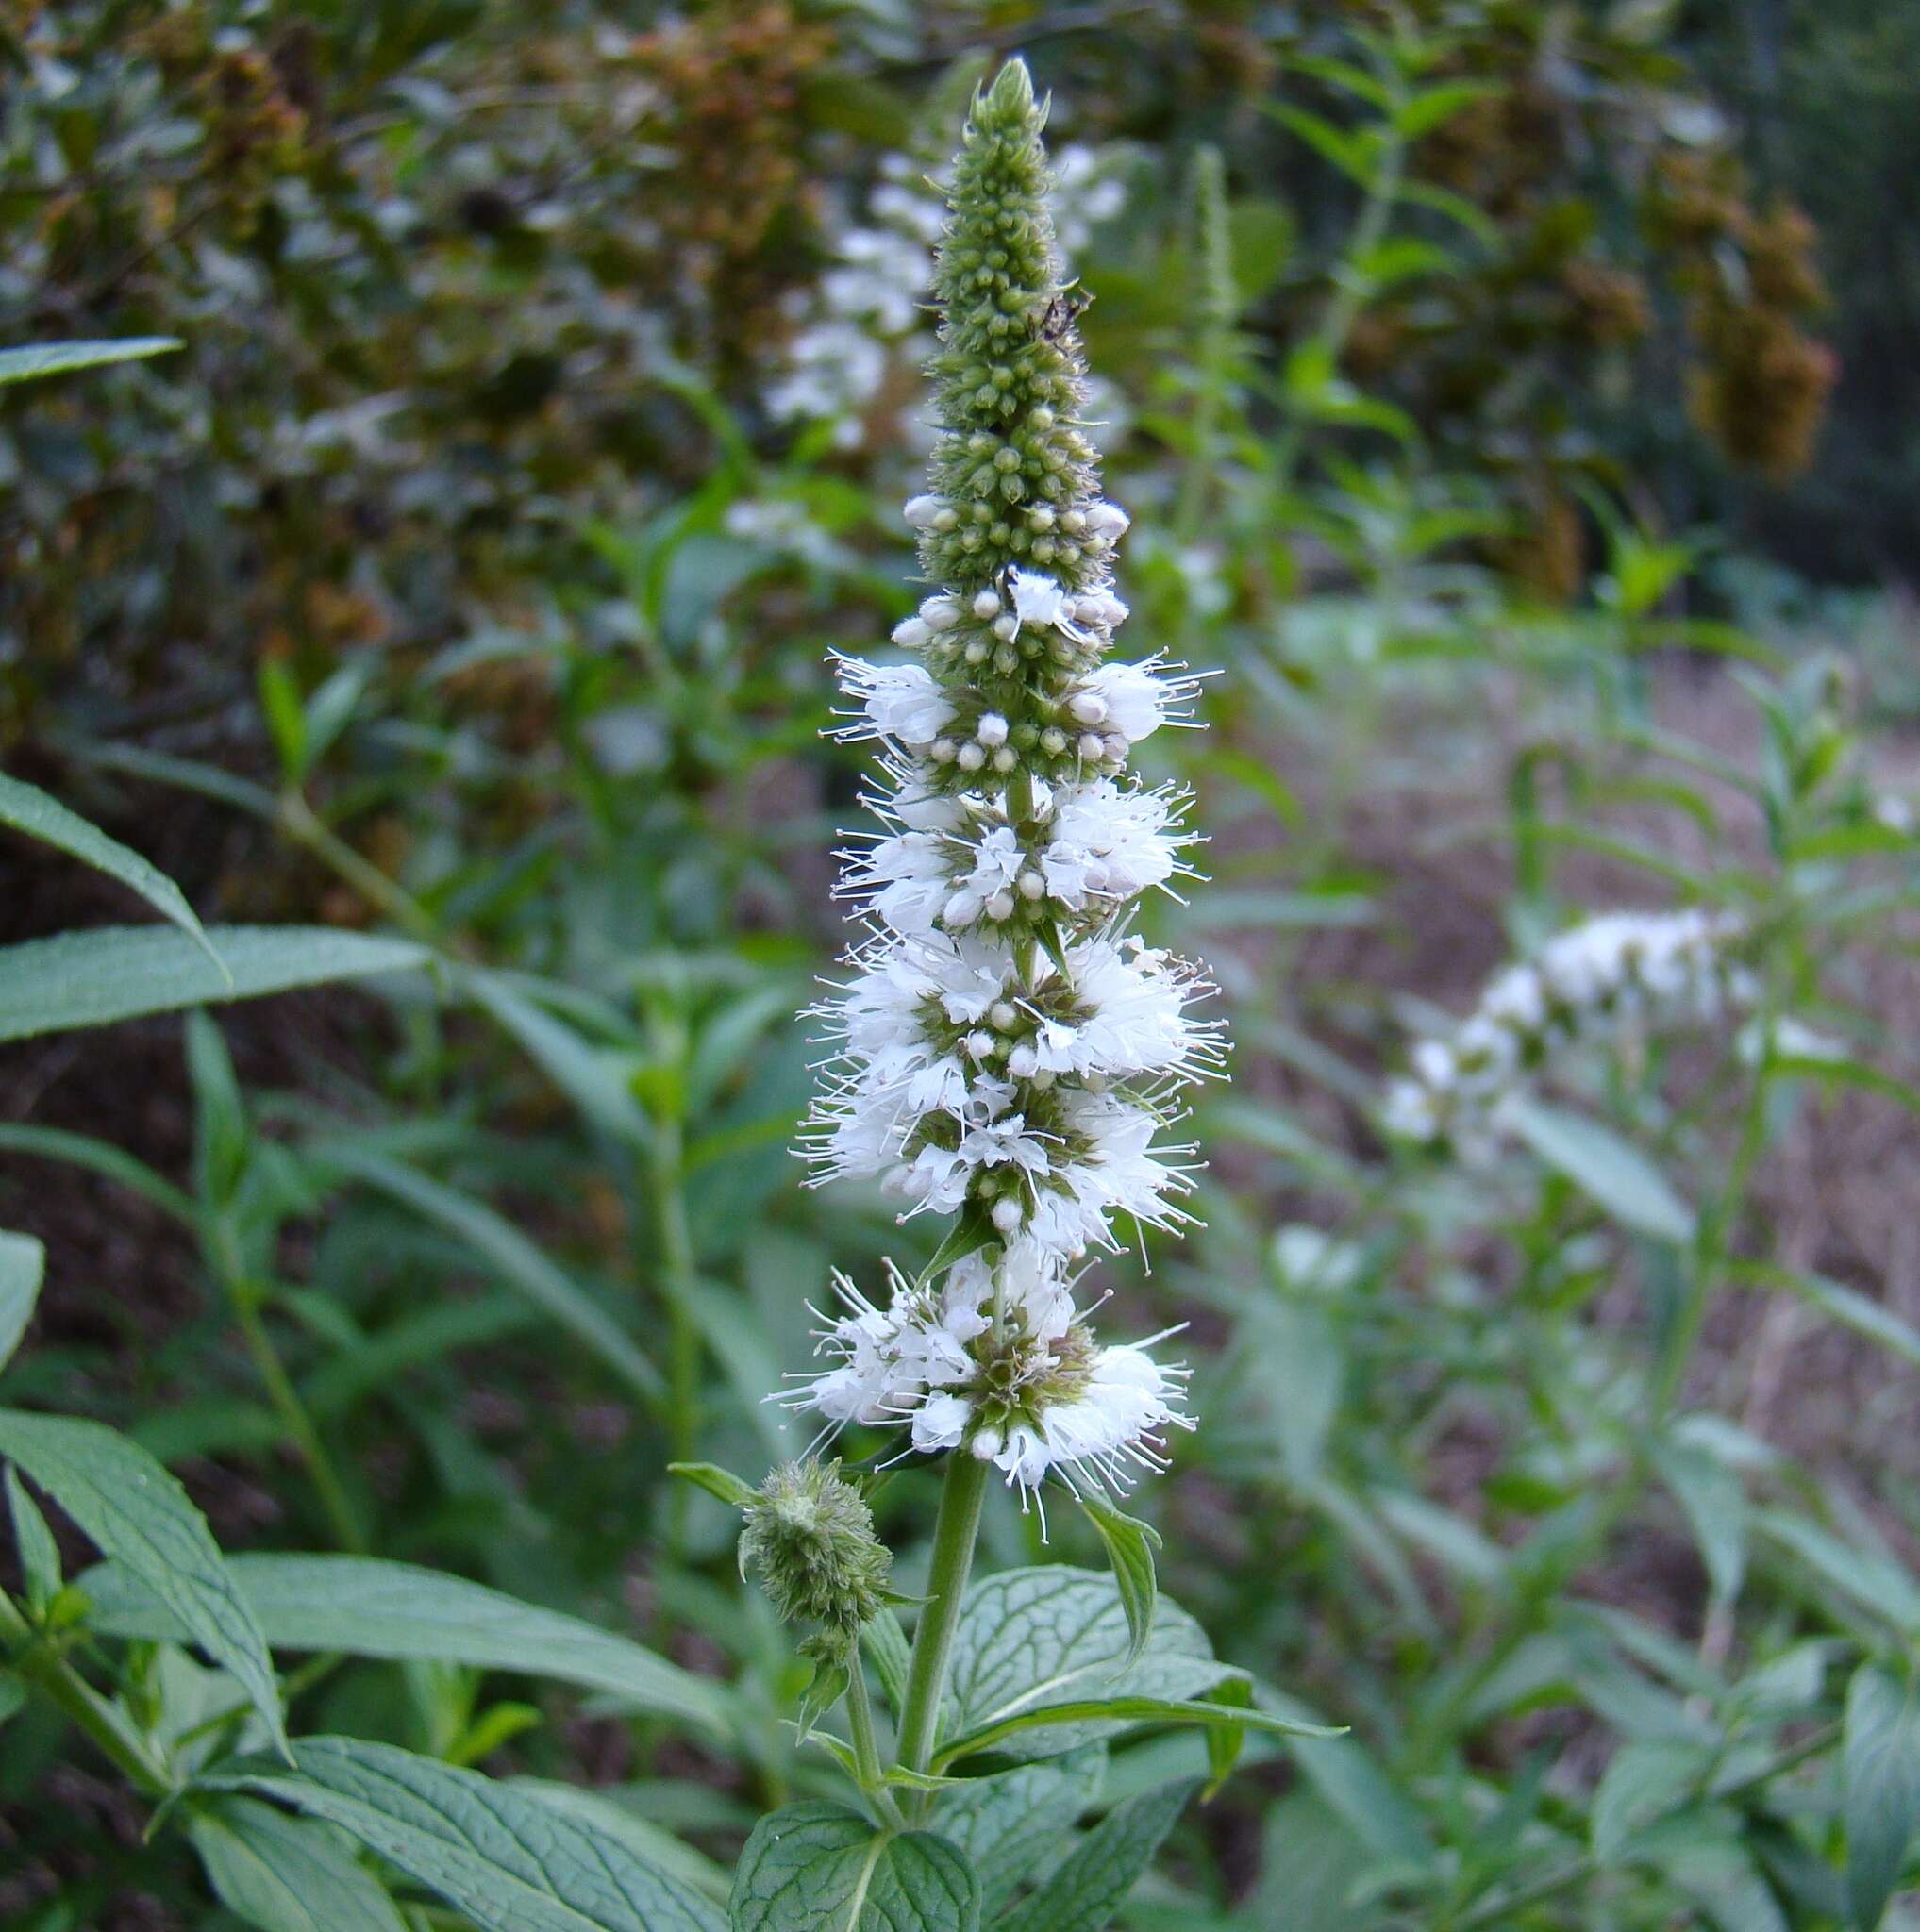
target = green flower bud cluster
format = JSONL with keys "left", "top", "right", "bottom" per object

{"left": 916, "top": 61, "right": 1105, "bottom": 596}
{"left": 738, "top": 1459, "right": 891, "bottom": 1657}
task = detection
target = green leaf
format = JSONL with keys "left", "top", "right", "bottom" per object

{"left": 930, "top": 1748, "right": 1104, "bottom": 1919}
{"left": 0, "top": 1229, "right": 44, "bottom": 1373}
{"left": 0, "top": 773, "right": 223, "bottom": 972}
{"left": 0, "top": 337, "right": 180, "bottom": 386}
{"left": 0, "top": 1125, "right": 197, "bottom": 1224}
{"left": 80, "top": 1552, "right": 728, "bottom": 1735}
{"left": 1075, "top": 1494, "right": 1160, "bottom": 1671}
{"left": 460, "top": 970, "right": 654, "bottom": 1149}
{"left": 189, "top": 1795, "right": 408, "bottom": 1932}
{"left": 935, "top": 1694, "right": 1340, "bottom": 1770}
{"left": 668, "top": 1461, "right": 758, "bottom": 1510}
{"left": 0, "top": 1672, "right": 23, "bottom": 1726}
{"left": 186, "top": 1009, "right": 250, "bottom": 1208}
{"left": 729, "top": 1802, "right": 978, "bottom": 1932}
{"left": 1507, "top": 1099, "right": 1695, "bottom": 1242}
{"left": 6, "top": 1464, "right": 61, "bottom": 1612}
{"left": 994, "top": 1777, "right": 1199, "bottom": 1932}
{"left": 1757, "top": 1511, "right": 1920, "bottom": 1634}
{"left": 862, "top": 1611, "right": 913, "bottom": 1719}
{"left": 1732, "top": 1261, "right": 1920, "bottom": 1370}
{"left": 309, "top": 1145, "right": 661, "bottom": 1405}
{"left": 0, "top": 1408, "right": 287, "bottom": 1755}
{"left": 1652, "top": 1441, "right": 1746, "bottom": 1606}
{"left": 199, "top": 1737, "right": 725, "bottom": 1932}
{"left": 1591, "top": 1740, "right": 1713, "bottom": 1864}
{"left": 1394, "top": 79, "right": 1502, "bottom": 140}
{"left": 0, "top": 925, "right": 430, "bottom": 1043}
{"left": 945, "top": 1568, "right": 1232, "bottom": 1762}
{"left": 508, "top": 1779, "right": 731, "bottom": 1903}
{"left": 1845, "top": 1661, "right": 1920, "bottom": 1928}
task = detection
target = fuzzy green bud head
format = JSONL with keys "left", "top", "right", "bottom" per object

{"left": 738, "top": 1458, "right": 891, "bottom": 1641}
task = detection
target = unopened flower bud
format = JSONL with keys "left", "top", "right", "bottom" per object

{"left": 991, "top": 1196, "right": 1025, "bottom": 1232}
{"left": 992, "top": 613, "right": 1018, "bottom": 641}
{"left": 1018, "top": 871, "right": 1045, "bottom": 900}
{"left": 1077, "top": 732, "right": 1105, "bottom": 760}
{"left": 972, "top": 590, "right": 1001, "bottom": 619}
{"left": 986, "top": 890, "right": 1015, "bottom": 921}
{"left": 990, "top": 1000, "right": 1019, "bottom": 1030}
{"left": 966, "top": 1030, "right": 996, "bottom": 1060}
{"left": 903, "top": 494, "right": 943, "bottom": 529}
{"left": 992, "top": 746, "right": 1017, "bottom": 772}
{"left": 1084, "top": 501, "right": 1130, "bottom": 540}
{"left": 740, "top": 1459, "right": 891, "bottom": 1640}
{"left": 1067, "top": 691, "right": 1108, "bottom": 725}
{"left": 929, "top": 738, "right": 959, "bottom": 764}
{"left": 1040, "top": 726, "right": 1068, "bottom": 755}
{"left": 977, "top": 712, "right": 1010, "bottom": 747}
{"left": 892, "top": 617, "right": 931, "bottom": 650}
{"left": 957, "top": 741, "right": 986, "bottom": 772}
{"left": 920, "top": 596, "right": 960, "bottom": 631}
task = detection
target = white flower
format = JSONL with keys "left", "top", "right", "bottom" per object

{"left": 1008, "top": 568, "right": 1078, "bottom": 636}
{"left": 835, "top": 658, "right": 953, "bottom": 746}
{"left": 1080, "top": 660, "right": 1187, "bottom": 743}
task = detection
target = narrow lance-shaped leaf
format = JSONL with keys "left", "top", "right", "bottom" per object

{"left": 0, "top": 1408, "right": 288, "bottom": 1756}
{"left": 80, "top": 1552, "right": 729, "bottom": 1734}
{"left": 0, "top": 337, "right": 180, "bottom": 385}
{"left": 0, "top": 925, "right": 431, "bottom": 1043}
{"left": 1076, "top": 1491, "right": 1160, "bottom": 1670}
{"left": 1844, "top": 1660, "right": 1920, "bottom": 1930}
{"left": 0, "top": 773, "right": 225, "bottom": 973}
{"left": 0, "top": 1230, "right": 44, "bottom": 1374}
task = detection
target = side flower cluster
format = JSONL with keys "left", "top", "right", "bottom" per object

{"left": 1382, "top": 908, "right": 1754, "bottom": 1154}
{"left": 784, "top": 64, "right": 1210, "bottom": 1507}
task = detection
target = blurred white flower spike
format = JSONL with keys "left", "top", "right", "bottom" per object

{"left": 1384, "top": 908, "right": 1756, "bottom": 1157}
{"left": 784, "top": 63, "right": 1214, "bottom": 1506}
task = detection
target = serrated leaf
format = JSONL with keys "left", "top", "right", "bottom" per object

{"left": 995, "top": 1777, "right": 1198, "bottom": 1932}
{"left": 1076, "top": 1494, "right": 1160, "bottom": 1670}
{"left": 0, "top": 1230, "right": 44, "bottom": 1372}
{"left": 189, "top": 1795, "right": 408, "bottom": 1932}
{"left": 309, "top": 1146, "right": 661, "bottom": 1405}
{"left": 1507, "top": 1098, "right": 1695, "bottom": 1242}
{"left": 1844, "top": 1661, "right": 1920, "bottom": 1928}
{"left": 508, "top": 1779, "right": 730, "bottom": 1902}
{"left": 80, "top": 1552, "right": 727, "bottom": 1734}
{"left": 0, "top": 925, "right": 430, "bottom": 1043}
{"left": 930, "top": 1747, "right": 1104, "bottom": 1917}
{"left": 944, "top": 1568, "right": 1227, "bottom": 1761}
{"left": 198, "top": 1737, "right": 725, "bottom": 1932}
{"left": 0, "top": 1408, "right": 286, "bottom": 1756}
{"left": 0, "top": 773, "right": 222, "bottom": 971}
{"left": 729, "top": 1802, "right": 978, "bottom": 1932}
{"left": 0, "top": 338, "right": 180, "bottom": 386}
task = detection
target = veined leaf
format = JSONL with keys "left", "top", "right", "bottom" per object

{"left": 81, "top": 1552, "right": 728, "bottom": 1734}
{"left": 929, "top": 1748, "right": 1104, "bottom": 1918}
{"left": 0, "top": 1409, "right": 286, "bottom": 1755}
{"left": 944, "top": 1567, "right": 1229, "bottom": 1761}
{"left": 729, "top": 1802, "right": 978, "bottom": 1932}
{"left": 199, "top": 1737, "right": 724, "bottom": 1932}
{"left": 0, "top": 773, "right": 222, "bottom": 971}
{"left": 995, "top": 1777, "right": 1199, "bottom": 1932}
{"left": 0, "top": 1230, "right": 45, "bottom": 1373}
{"left": 0, "top": 925, "right": 430, "bottom": 1042}
{"left": 189, "top": 1795, "right": 408, "bottom": 1932}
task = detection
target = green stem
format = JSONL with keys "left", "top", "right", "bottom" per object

{"left": 0, "top": 1591, "right": 173, "bottom": 1798}
{"left": 646, "top": 1120, "right": 703, "bottom": 1546}
{"left": 230, "top": 1286, "right": 368, "bottom": 1555}
{"left": 845, "top": 1660, "right": 907, "bottom": 1830}
{"left": 892, "top": 1452, "right": 989, "bottom": 1799}
{"left": 275, "top": 790, "right": 441, "bottom": 944}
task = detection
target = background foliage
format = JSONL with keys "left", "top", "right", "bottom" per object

{"left": 4, "top": 3, "right": 1919, "bottom": 1929}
